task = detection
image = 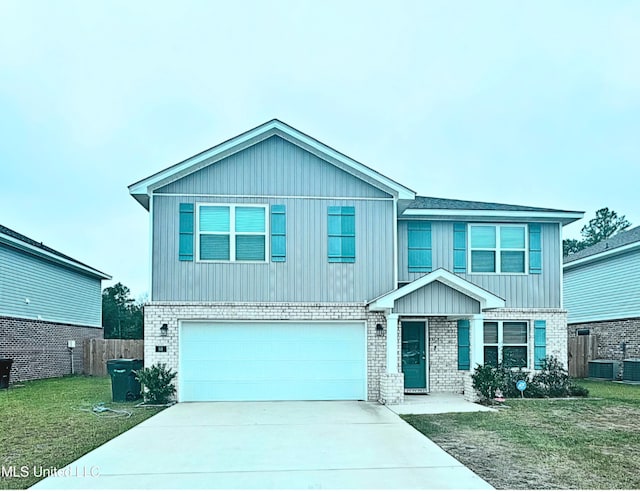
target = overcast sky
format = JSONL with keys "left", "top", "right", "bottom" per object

{"left": 1, "top": 1, "right": 639, "bottom": 298}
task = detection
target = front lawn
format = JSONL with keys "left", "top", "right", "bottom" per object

{"left": 403, "top": 380, "right": 640, "bottom": 490}
{"left": 0, "top": 376, "right": 163, "bottom": 489}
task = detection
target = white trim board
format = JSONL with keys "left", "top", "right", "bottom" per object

{"left": 0, "top": 233, "right": 111, "bottom": 280}
{"left": 401, "top": 209, "right": 583, "bottom": 226}
{"left": 153, "top": 193, "right": 393, "bottom": 201}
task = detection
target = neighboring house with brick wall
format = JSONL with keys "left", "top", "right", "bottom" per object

{"left": 564, "top": 226, "right": 640, "bottom": 361}
{"left": 128, "top": 120, "right": 583, "bottom": 404}
{"left": 0, "top": 224, "right": 111, "bottom": 382}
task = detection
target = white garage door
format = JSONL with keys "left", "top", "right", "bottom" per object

{"left": 179, "top": 321, "right": 367, "bottom": 402}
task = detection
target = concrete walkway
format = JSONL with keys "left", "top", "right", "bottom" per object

{"left": 32, "top": 401, "right": 493, "bottom": 490}
{"left": 386, "top": 393, "right": 496, "bottom": 415}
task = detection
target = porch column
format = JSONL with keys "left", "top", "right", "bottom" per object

{"left": 386, "top": 313, "right": 399, "bottom": 372}
{"left": 379, "top": 312, "right": 404, "bottom": 405}
{"left": 470, "top": 313, "right": 484, "bottom": 369}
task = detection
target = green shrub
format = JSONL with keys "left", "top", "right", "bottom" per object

{"left": 471, "top": 357, "right": 586, "bottom": 401}
{"left": 531, "top": 356, "right": 572, "bottom": 397}
{"left": 569, "top": 384, "right": 590, "bottom": 397}
{"left": 497, "top": 365, "right": 534, "bottom": 398}
{"left": 471, "top": 364, "right": 501, "bottom": 403}
{"left": 472, "top": 364, "right": 538, "bottom": 402}
{"left": 135, "top": 363, "right": 177, "bottom": 404}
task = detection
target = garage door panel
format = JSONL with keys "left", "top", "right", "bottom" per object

{"left": 180, "top": 322, "right": 366, "bottom": 401}
{"left": 185, "top": 359, "right": 365, "bottom": 381}
{"left": 182, "top": 340, "right": 363, "bottom": 362}
{"left": 181, "top": 378, "right": 365, "bottom": 402}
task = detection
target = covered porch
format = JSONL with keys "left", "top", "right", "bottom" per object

{"left": 368, "top": 268, "right": 506, "bottom": 404}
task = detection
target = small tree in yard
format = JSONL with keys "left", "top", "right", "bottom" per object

{"left": 135, "top": 364, "right": 177, "bottom": 404}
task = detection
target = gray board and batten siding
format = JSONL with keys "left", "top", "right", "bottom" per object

{"left": 0, "top": 243, "right": 103, "bottom": 327}
{"left": 394, "top": 280, "right": 481, "bottom": 314}
{"left": 397, "top": 220, "right": 562, "bottom": 308}
{"left": 156, "top": 135, "right": 392, "bottom": 199}
{"left": 151, "top": 136, "right": 395, "bottom": 303}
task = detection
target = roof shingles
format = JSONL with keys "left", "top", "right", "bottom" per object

{"left": 0, "top": 224, "right": 109, "bottom": 278}
{"left": 564, "top": 225, "right": 640, "bottom": 263}
{"left": 406, "top": 196, "right": 580, "bottom": 213}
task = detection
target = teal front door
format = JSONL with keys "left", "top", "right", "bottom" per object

{"left": 402, "top": 321, "right": 427, "bottom": 389}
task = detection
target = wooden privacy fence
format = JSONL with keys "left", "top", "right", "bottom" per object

{"left": 83, "top": 338, "right": 144, "bottom": 376}
{"left": 568, "top": 334, "right": 598, "bottom": 378}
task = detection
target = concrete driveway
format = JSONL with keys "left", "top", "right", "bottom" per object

{"left": 33, "top": 401, "right": 493, "bottom": 490}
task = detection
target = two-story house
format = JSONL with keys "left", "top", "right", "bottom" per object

{"left": 128, "top": 120, "right": 583, "bottom": 404}
{"left": 0, "top": 224, "right": 111, "bottom": 382}
{"left": 564, "top": 226, "right": 640, "bottom": 361}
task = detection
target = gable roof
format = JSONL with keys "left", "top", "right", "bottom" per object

{"left": 401, "top": 196, "right": 584, "bottom": 225}
{"left": 0, "top": 224, "right": 111, "bottom": 280}
{"left": 564, "top": 225, "right": 640, "bottom": 267}
{"left": 129, "top": 119, "right": 416, "bottom": 209}
{"left": 368, "top": 268, "right": 505, "bottom": 311}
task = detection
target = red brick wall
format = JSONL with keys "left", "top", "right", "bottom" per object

{"left": 0, "top": 316, "right": 103, "bottom": 383}
{"left": 568, "top": 318, "right": 640, "bottom": 360}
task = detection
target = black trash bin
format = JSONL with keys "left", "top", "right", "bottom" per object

{"left": 0, "top": 359, "right": 13, "bottom": 389}
{"left": 106, "top": 359, "right": 143, "bottom": 402}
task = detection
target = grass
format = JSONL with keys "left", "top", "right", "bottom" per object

{"left": 403, "top": 380, "right": 640, "bottom": 489}
{"left": 0, "top": 376, "right": 163, "bottom": 489}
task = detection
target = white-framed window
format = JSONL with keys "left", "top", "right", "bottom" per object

{"left": 196, "top": 204, "right": 268, "bottom": 262}
{"left": 469, "top": 224, "right": 527, "bottom": 274}
{"left": 483, "top": 321, "right": 529, "bottom": 368}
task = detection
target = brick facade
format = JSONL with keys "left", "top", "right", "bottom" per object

{"left": 400, "top": 309, "right": 567, "bottom": 401}
{"left": 379, "top": 373, "right": 404, "bottom": 404}
{"left": 426, "top": 317, "right": 468, "bottom": 393}
{"left": 568, "top": 317, "right": 640, "bottom": 360}
{"left": 143, "top": 303, "right": 567, "bottom": 403}
{"left": 483, "top": 308, "right": 568, "bottom": 368}
{"left": 0, "top": 315, "right": 103, "bottom": 383}
{"left": 144, "top": 302, "right": 387, "bottom": 401}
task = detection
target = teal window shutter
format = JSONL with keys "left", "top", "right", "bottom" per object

{"left": 453, "top": 223, "right": 467, "bottom": 273}
{"left": 534, "top": 320, "right": 546, "bottom": 369}
{"left": 529, "top": 223, "right": 542, "bottom": 274}
{"left": 328, "top": 206, "right": 355, "bottom": 263}
{"left": 179, "top": 203, "right": 194, "bottom": 261}
{"left": 457, "top": 319, "right": 471, "bottom": 370}
{"left": 271, "top": 205, "right": 286, "bottom": 262}
{"left": 408, "top": 222, "right": 432, "bottom": 272}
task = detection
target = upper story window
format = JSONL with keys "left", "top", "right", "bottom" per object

{"left": 197, "top": 204, "right": 267, "bottom": 262}
{"left": 469, "top": 224, "right": 527, "bottom": 274}
{"left": 407, "top": 222, "right": 432, "bottom": 273}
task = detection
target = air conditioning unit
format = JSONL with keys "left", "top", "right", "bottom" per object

{"left": 588, "top": 360, "right": 621, "bottom": 380}
{"left": 623, "top": 359, "right": 640, "bottom": 383}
